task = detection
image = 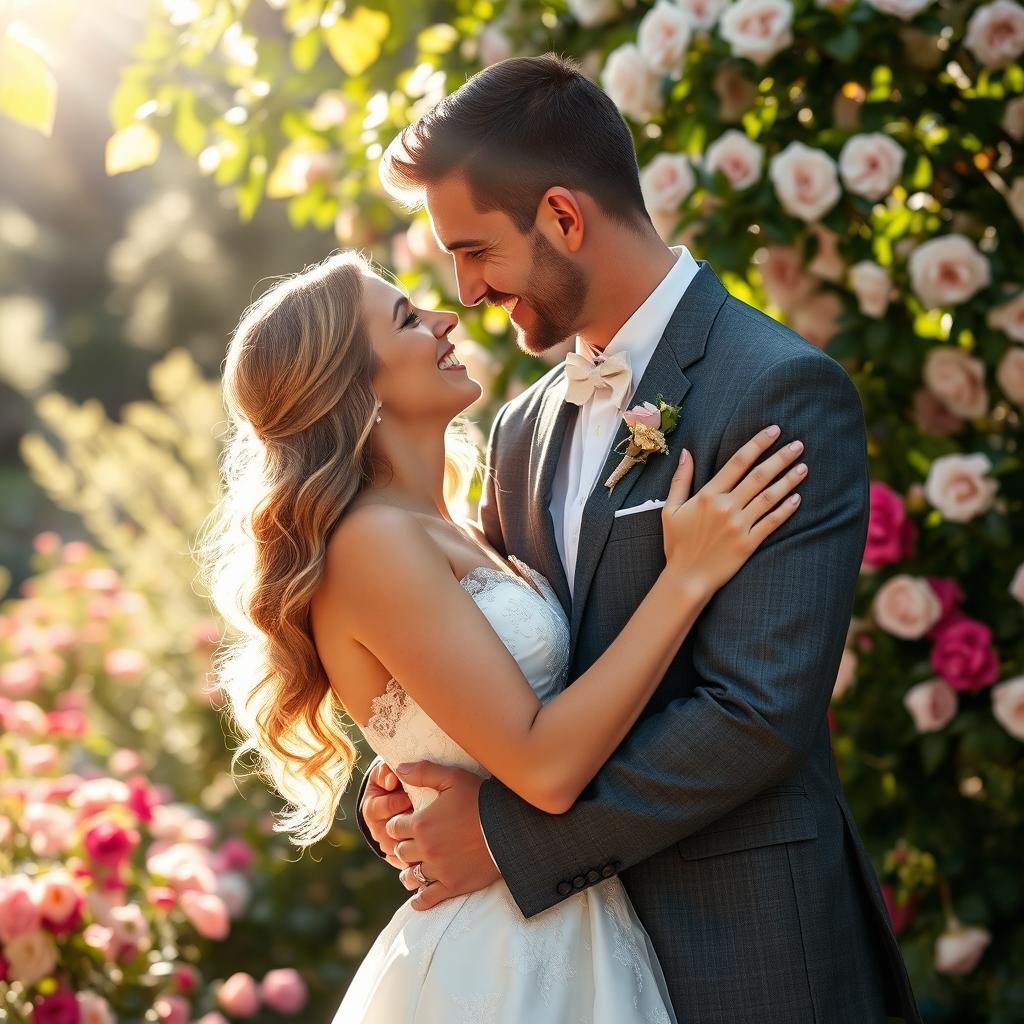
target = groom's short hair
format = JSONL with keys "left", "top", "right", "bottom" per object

{"left": 380, "top": 53, "right": 650, "bottom": 233}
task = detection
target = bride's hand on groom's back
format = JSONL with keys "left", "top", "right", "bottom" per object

{"left": 362, "top": 761, "right": 413, "bottom": 871}
{"left": 661, "top": 423, "right": 807, "bottom": 596}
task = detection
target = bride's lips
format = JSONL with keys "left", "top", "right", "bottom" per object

{"left": 436, "top": 342, "right": 465, "bottom": 372}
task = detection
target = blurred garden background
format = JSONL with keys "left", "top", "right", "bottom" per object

{"left": 0, "top": 0, "right": 1022, "bottom": 1021}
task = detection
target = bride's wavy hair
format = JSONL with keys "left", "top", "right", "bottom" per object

{"left": 197, "top": 250, "right": 479, "bottom": 847}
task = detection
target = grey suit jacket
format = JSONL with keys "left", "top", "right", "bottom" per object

{"left": 356, "top": 262, "right": 922, "bottom": 1024}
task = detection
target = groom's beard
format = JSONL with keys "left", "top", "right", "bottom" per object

{"left": 504, "top": 233, "right": 586, "bottom": 356}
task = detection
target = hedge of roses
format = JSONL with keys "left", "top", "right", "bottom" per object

{"left": 5, "top": 0, "right": 1016, "bottom": 1019}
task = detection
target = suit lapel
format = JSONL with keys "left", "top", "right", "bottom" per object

{"left": 569, "top": 261, "right": 728, "bottom": 649}
{"left": 527, "top": 370, "right": 575, "bottom": 616}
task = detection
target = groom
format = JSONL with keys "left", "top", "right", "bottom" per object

{"left": 356, "top": 54, "right": 921, "bottom": 1023}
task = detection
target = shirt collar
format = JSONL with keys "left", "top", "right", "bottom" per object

{"left": 575, "top": 245, "right": 699, "bottom": 373}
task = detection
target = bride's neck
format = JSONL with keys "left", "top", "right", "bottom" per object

{"left": 364, "top": 417, "right": 451, "bottom": 520}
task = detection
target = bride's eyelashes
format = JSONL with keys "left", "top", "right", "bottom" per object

{"left": 401, "top": 310, "right": 422, "bottom": 330}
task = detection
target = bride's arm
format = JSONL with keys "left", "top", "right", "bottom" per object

{"left": 327, "top": 427, "right": 805, "bottom": 815}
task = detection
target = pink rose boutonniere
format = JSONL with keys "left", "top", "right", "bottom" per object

{"left": 605, "top": 395, "right": 683, "bottom": 493}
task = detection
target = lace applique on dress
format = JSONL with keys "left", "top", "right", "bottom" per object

{"left": 364, "top": 678, "right": 409, "bottom": 741}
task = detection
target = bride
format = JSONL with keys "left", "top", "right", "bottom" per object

{"left": 202, "top": 250, "right": 809, "bottom": 1022}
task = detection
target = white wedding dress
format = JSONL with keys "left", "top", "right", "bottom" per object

{"left": 333, "top": 556, "right": 677, "bottom": 1024}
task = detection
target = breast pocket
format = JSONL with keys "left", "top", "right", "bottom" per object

{"left": 608, "top": 507, "right": 665, "bottom": 544}
{"left": 675, "top": 786, "right": 818, "bottom": 861}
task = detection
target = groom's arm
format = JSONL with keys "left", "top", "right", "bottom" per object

{"left": 479, "top": 351, "right": 869, "bottom": 918}
{"left": 353, "top": 401, "right": 510, "bottom": 857}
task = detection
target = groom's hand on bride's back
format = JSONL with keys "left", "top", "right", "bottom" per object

{"left": 383, "top": 760, "right": 500, "bottom": 911}
{"left": 361, "top": 761, "right": 413, "bottom": 871}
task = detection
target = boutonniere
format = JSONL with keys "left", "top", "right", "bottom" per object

{"left": 604, "top": 394, "right": 682, "bottom": 493}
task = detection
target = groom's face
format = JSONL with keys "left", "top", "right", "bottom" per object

{"left": 424, "top": 175, "right": 587, "bottom": 356}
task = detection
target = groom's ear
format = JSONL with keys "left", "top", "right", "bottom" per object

{"left": 535, "top": 187, "right": 585, "bottom": 254}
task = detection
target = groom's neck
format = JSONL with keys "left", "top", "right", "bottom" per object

{"left": 576, "top": 226, "right": 679, "bottom": 352}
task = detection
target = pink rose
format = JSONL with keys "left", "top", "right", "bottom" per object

{"left": 567, "top": 0, "right": 622, "bottom": 27}
{"left": 935, "top": 921, "right": 991, "bottom": 974}
{"left": 712, "top": 65, "right": 757, "bottom": 122}
{"left": 0, "top": 875, "right": 41, "bottom": 942}
{"left": 623, "top": 402, "right": 663, "bottom": 429}
{"left": 720, "top": 0, "right": 794, "bottom": 65}
{"left": 32, "top": 871, "right": 84, "bottom": 932}
{"left": 180, "top": 891, "right": 230, "bottom": 940}
{"left": 83, "top": 818, "right": 140, "bottom": 869}
{"left": 601, "top": 43, "right": 662, "bottom": 121}
{"left": 756, "top": 245, "right": 816, "bottom": 313}
{"left": 678, "top": 0, "right": 729, "bottom": 30}
{"left": 864, "top": 482, "right": 916, "bottom": 568}
{"left": 77, "top": 992, "right": 115, "bottom": 1024}
{"left": 260, "top": 968, "right": 309, "bottom": 1015}
{"left": 908, "top": 234, "right": 991, "bottom": 309}
{"left": 637, "top": 1, "right": 692, "bottom": 74}
{"left": 103, "top": 648, "right": 148, "bottom": 680}
{"left": 768, "top": 141, "right": 841, "bottom": 222}
{"left": 911, "top": 388, "right": 963, "bottom": 436}
{"left": 924, "top": 452, "right": 998, "bottom": 522}
{"left": 704, "top": 130, "right": 764, "bottom": 190}
{"left": 639, "top": 154, "right": 695, "bottom": 214}
{"left": 903, "top": 679, "right": 958, "bottom": 732}
{"left": 214, "top": 837, "right": 255, "bottom": 872}
{"left": 4, "top": 699, "right": 48, "bottom": 735}
{"left": 22, "top": 802, "right": 75, "bottom": 859}
{"left": 832, "top": 648, "right": 858, "bottom": 701}
{"left": 987, "top": 290, "right": 1024, "bottom": 343}
{"left": 807, "top": 224, "right": 845, "bottom": 283}
{"left": 0, "top": 658, "right": 43, "bottom": 696}
{"left": 996, "top": 346, "right": 1024, "bottom": 404}
{"left": 217, "top": 972, "right": 260, "bottom": 1017}
{"left": 789, "top": 290, "right": 843, "bottom": 349}
{"left": 922, "top": 347, "right": 988, "bottom": 418}
{"left": 930, "top": 616, "right": 1000, "bottom": 691}
{"left": 865, "top": 0, "right": 933, "bottom": 18}
{"left": 872, "top": 575, "right": 943, "bottom": 638}
{"left": 1003, "top": 95, "right": 1024, "bottom": 141}
{"left": 3, "top": 928, "right": 58, "bottom": 985}
{"left": 195, "top": 1015, "right": 229, "bottom": 1024}
{"left": 214, "top": 872, "right": 251, "bottom": 918}
{"left": 155, "top": 995, "right": 191, "bottom": 1024}
{"left": 1010, "top": 562, "right": 1024, "bottom": 604}
{"left": 965, "top": 0, "right": 1024, "bottom": 68}
{"left": 991, "top": 676, "right": 1024, "bottom": 740}
{"left": 838, "top": 133, "right": 906, "bottom": 201}
{"left": 33, "top": 991, "right": 81, "bottom": 1024}
{"left": 477, "top": 26, "right": 512, "bottom": 67}
{"left": 849, "top": 261, "right": 892, "bottom": 318}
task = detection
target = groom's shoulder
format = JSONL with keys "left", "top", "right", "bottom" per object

{"left": 491, "top": 361, "right": 566, "bottom": 435}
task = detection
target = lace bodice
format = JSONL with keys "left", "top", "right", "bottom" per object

{"left": 359, "top": 556, "right": 571, "bottom": 812}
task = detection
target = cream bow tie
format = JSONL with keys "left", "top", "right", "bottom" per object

{"left": 563, "top": 351, "right": 632, "bottom": 408}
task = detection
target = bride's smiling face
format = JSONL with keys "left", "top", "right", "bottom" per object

{"left": 361, "top": 272, "right": 482, "bottom": 422}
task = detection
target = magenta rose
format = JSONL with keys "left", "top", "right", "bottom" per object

{"left": 926, "top": 577, "right": 965, "bottom": 638}
{"left": 83, "top": 818, "right": 140, "bottom": 870}
{"left": 34, "top": 991, "right": 81, "bottom": 1024}
{"left": 930, "top": 616, "right": 1000, "bottom": 691}
{"left": 881, "top": 884, "right": 917, "bottom": 936}
{"left": 864, "top": 482, "right": 917, "bottom": 567}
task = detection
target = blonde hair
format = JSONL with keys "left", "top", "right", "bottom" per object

{"left": 198, "top": 250, "right": 479, "bottom": 847}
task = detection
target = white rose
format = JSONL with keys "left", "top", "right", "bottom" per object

{"left": 768, "top": 141, "right": 841, "bottom": 222}
{"left": 677, "top": 0, "right": 729, "bottom": 31}
{"left": 833, "top": 647, "right": 858, "bottom": 701}
{"left": 790, "top": 289, "right": 843, "bottom": 349}
{"left": 849, "top": 260, "right": 891, "bottom": 317}
{"left": 720, "top": 0, "right": 794, "bottom": 65}
{"left": 601, "top": 43, "right": 663, "bottom": 121}
{"left": 908, "top": 234, "right": 991, "bottom": 309}
{"left": 3, "top": 928, "right": 58, "bottom": 985}
{"left": 965, "top": 0, "right": 1024, "bottom": 69}
{"left": 704, "top": 129, "right": 764, "bottom": 190}
{"left": 640, "top": 153, "right": 696, "bottom": 213}
{"left": 1009, "top": 177, "right": 1024, "bottom": 226}
{"left": 987, "top": 290, "right": 1024, "bottom": 342}
{"left": 567, "top": 0, "right": 622, "bottom": 26}
{"left": 935, "top": 922, "right": 991, "bottom": 975}
{"left": 872, "top": 574, "right": 943, "bottom": 639}
{"left": 756, "top": 244, "right": 816, "bottom": 312}
{"left": 924, "top": 452, "right": 999, "bottom": 522}
{"left": 997, "top": 346, "right": 1024, "bottom": 404}
{"left": 864, "top": 0, "right": 934, "bottom": 18}
{"left": 922, "top": 347, "right": 989, "bottom": 419}
{"left": 991, "top": 676, "right": 1024, "bottom": 740}
{"left": 478, "top": 27, "right": 512, "bottom": 67}
{"left": 1002, "top": 96, "right": 1024, "bottom": 141}
{"left": 1012, "top": 562, "right": 1024, "bottom": 604}
{"left": 903, "top": 679, "right": 958, "bottom": 732}
{"left": 838, "top": 133, "right": 906, "bottom": 201}
{"left": 638, "top": 1, "right": 692, "bottom": 74}
{"left": 807, "top": 223, "right": 845, "bottom": 282}
{"left": 712, "top": 64, "right": 758, "bottom": 121}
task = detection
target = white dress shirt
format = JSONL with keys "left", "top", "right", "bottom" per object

{"left": 550, "top": 245, "right": 699, "bottom": 596}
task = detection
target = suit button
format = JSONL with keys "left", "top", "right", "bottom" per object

{"left": 557, "top": 881, "right": 572, "bottom": 896}
{"left": 601, "top": 864, "right": 615, "bottom": 878}
{"left": 586, "top": 869, "right": 601, "bottom": 883}
{"left": 572, "top": 874, "right": 586, "bottom": 889}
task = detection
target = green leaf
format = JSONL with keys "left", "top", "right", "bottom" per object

{"left": 323, "top": 7, "right": 390, "bottom": 76}
{"left": 291, "top": 28, "right": 322, "bottom": 72}
{"left": 0, "top": 34, "right": 58, "bottom": 136}
{"left": 822, "top": 26, "right": 859, "bottom": 63}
